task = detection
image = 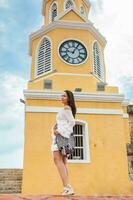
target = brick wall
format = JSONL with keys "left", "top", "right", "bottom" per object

{"left": 0, "top": 169, "right": 22, "bottom": 194}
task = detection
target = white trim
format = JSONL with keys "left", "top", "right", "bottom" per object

{"left": 100, "top": 45, "right": 106, "bottom": 82}
{"left": 31, "top": 72, "right": 107, "bottom": 83}
{"left": 128, "top": 100, "right": 133, "bottom": 105}
{"left": 82, "top": 0, "right": 91, "bottom": 8}
{"left": 67, "top": 160, "right": 90, "bottom": 163}
{"left": 92, "top": 40, "right": 104, "bottom": 82}
{"left": 122, "top": 99, "right": 130, "bottom": 106}
{"left": 29, "top": 21, "right": 107, "bottom": 56}
{"left": 49, "top": 1, "right": 58, "bottom": 24}
{"left": 34, "top": 35, "right": 53, "bottom": 79}
{"left": 57, "top": 38, "right": 89, "bottom": 66}
{"left": 80, "top": 5, "right": 87, "bottom": 18}
{"left": 123, "top": 114, "right": 129, "bottom": 118}
{"left": 91, "top": 71, "right": 105, "bottom": 83}
{"left": 68, "top": 119, "right": 91, "bottom": 163}
{"left": 25, "top": 106, "right": 125, "bottom": 116}
{"left": 23, "top": 90, "right": 126, "bottom": 103}
{"left": 55, "top": 7, "right": 87, "bottom": 23}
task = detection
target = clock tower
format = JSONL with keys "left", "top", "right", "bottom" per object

{"left": 27, "top": 0, "right": 107, "bottom": 91}
{"left": 22, "top": 0, "right": 131, "bottom": 196}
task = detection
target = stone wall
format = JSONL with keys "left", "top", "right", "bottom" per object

{"left": 127, "top": 104, "right": 133, "bottom": 180}
{"left": 0, "top": 169, "right": 22, "bottom": 194}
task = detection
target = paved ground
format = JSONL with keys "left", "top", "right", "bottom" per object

{"left": 0, "top": 195, "right": 133, "bottom": 200}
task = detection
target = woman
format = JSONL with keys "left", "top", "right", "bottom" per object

{"left": 51, "top": 90, "right": 76, "bottom": 195}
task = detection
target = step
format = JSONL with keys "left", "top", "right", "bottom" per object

{"left": 0, "top": 195, "right": 133, "bottom": 200}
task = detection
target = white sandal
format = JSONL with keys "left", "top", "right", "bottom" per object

{"left": 61, "top": 184, "right": 75, "bottom": 195}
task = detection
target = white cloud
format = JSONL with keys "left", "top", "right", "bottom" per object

{"left": 89, "top": 0, "right": 103, "bottom": 15}
{"left": 118, "top": 76, "right": 133, "bottom": 99}
{"left": 0, "top": 72, "right": 26, "bottom": 167}
{"left": 89, "top": 0, "right": 133, "bottom": 99}
{"left": 0, "top": 147, "right": 23, "bottom": 168}
{"left": 0, "top": 0, "right": 10, "bottom": 8}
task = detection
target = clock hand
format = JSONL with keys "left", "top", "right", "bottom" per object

{"left": 67, "top": 48, "right": 75, "bottom": 53}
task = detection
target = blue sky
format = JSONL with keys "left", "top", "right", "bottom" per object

{"left": 0, "top": 0, "right": 133, "bottom": 168}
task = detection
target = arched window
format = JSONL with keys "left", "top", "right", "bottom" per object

{"left": 80, "top": 6, "right": 85, "bottom": 14}
{"left": 51, "top": 2, "right": 57, "bottom": 22}
{"left": 65, "top": 0, "right": 73, "bottom": 10}
{"left": 37, "top": 37, "right": 52, "bottom": 76}
{"left": 93, "top": 41, "right": 103, "bottom": 80}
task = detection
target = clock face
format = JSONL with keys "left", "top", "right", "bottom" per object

{"left": 59, "top": 40, "right": 87, "bottom": 65}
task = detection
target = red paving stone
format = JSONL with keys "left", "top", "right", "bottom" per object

{"left": 0, "top": 195, "right": 133, "bottom": 200}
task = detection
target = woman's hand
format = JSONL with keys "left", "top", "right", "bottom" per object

{"left": 54, "top": 129, "right": 60, "bottom": 135}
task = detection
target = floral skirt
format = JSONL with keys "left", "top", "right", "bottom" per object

{"left": 51, "top": 135, "right": 59, "bottom": 152}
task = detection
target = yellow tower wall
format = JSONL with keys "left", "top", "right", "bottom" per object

{"left": 22, "top": 98, "right": 131, "bottom": 195}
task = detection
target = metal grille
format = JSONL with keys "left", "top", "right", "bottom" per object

{"left": 93, "top": 42, "right": 103, "bottom": 79}
{"left": 129, "top": 121, "right": 133, "bottom": 143}
{"left": 51, "top": 3, "right": 57, "bottom": 22}
{"left": 65, "top": 0, "right": 73, "bottom": 9}
{"left": 37, "top": 38, "right": 51, "bottom": 76}
{"left": 44, "top": 80, "right": 52, "bottom": 89}
{"left": 68, "top": 124, "right": 84, "bottom": 160}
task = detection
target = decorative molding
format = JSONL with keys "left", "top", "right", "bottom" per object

{"left": 84, "top": 0, "right": 91, "bottom": 6}
{"left": 57, "top": 6, "right": 87, "bottom": 22}
{"left": 67, "top": 119, "right": 90, "bottom": 163}
{"left": 25, "top": 105, "right": 129, "bottom": 120}
{"left": 29, "top": 21, "right": 107, "bottom": 55}
{"left": 25, "top": 106, "right": 125, "bottom": 116}
{"left": 23, "top": 89, "right": 126, "bottom": 103}
{"left": 30, "top": 72, "right": 107, "bottom": 83}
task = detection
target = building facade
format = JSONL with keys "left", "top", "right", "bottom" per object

{"left": 22, "top": 0, "right": 132, "bottom": 195}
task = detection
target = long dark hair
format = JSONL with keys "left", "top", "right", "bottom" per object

{"left": 64, "top": 90, "right": 77, "bottom": 118}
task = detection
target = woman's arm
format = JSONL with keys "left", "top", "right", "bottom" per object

{"left": 51, "top": 123, "right": 61, "bottom": 135}
{"left": 56, "top": 106, "right": 75, "bottom": 138}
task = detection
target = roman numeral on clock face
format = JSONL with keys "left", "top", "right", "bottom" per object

{"left": 59, "top": 40, "right": 87, "bottom": 65}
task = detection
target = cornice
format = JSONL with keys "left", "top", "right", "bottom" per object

{"left": 23, "top": 89, "right": 126, "bottom": 103}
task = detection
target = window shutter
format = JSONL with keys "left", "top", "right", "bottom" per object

{"left": 93, "top": 41, "right": 103, "bottom": 79}
{"left": 37, "top": 37, "right": 51, "bottom": 76}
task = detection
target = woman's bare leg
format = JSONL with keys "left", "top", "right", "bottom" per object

{"left": 53, "top": 151, "right": 69, "bottom": 187}
{"left": 62, "top": 155, "right": 68, "bottom": 177}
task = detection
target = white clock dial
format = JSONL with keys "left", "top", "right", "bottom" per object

{"left": 59, "top": 40, "right": 87, "bottom": 65}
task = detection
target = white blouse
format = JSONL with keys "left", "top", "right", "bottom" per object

{"left": 51, "top": 106, "right": 75, "bottom": 139}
